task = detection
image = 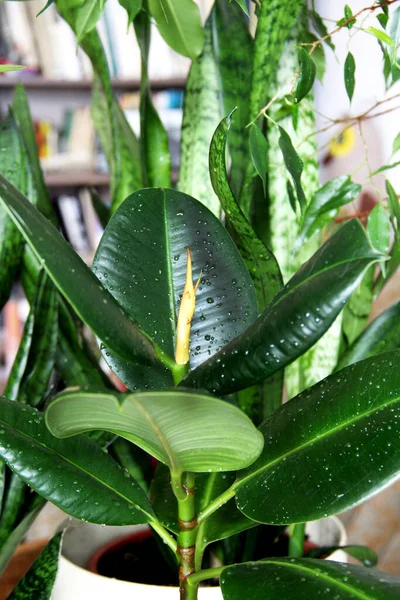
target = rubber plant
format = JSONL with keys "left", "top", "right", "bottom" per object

{"left": 0, "top": 0, "right": 400, "bottom": 599}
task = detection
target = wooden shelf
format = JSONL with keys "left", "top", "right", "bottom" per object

{"left": 0, "top": 77, "right": 186, "bottom": 91}
{"left": 45, "top": 171, "right": 110, "bottom": 187}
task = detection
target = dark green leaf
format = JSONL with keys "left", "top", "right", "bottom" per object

{"left": 37, "top": 0, "right": 55, "bottom": 17}
{"left": 0, "top": 475, "right": 32, "bottom": 558}
{"left": 306, "top": 32, "right": 326, "bottom": 81}
{"left": 307, "top": 544, "right": 378, "bottom": 567}
{"left": 76, "top": 0, "right": 106, "bottom": 43}
{"left": 342, "top": 266, "right": 374, "bottom": 346}
{"left": 89, "top": 187, "right": 110, "bottom": 228}
{"left": 234, "top": 352, "right": 400, "bottom": 524}
{"left": 220, "top": 559, "right": 400, "bottom": 600}
{"left": 7, "top": 533, "right": 62, "bottom": 600}
{"left": 344, "top": 51, "right": 356, "bottom": 102}
{"left": 134, "top": 9, "right": 171, "bottom": 188}
{"left": 209, "top": 113, "right": 282, "bottom": 311}
{"left": 0, "top": 174, "right": 162, "bottom": 368}
{"left": 147, "top": 0, "right": 204, "bottom": 59}
{"left": 185, "top": 220, "right": 382, "bottom": 395}
{"left": 0, "top": 397, "right": 154, "bottom": 525}
{"left": 249, "top": 125, "right": 268, "bottom": 195}
{"left": 296, "top": 176, "right": 361, "bottom": 249}
{"left": 377, "top": 13, "right": 389, "bottom": 29}
{"left": 295, "top": 49, "right": 316, "bottom": 103}
{"left": 46, "top": 390, "right": 264, "bottom": 473}
{"left": 338, "top": 300, "right": 400, "bottom": 369}
{"left": 232, "top": 0, "right": 249, "bottom": 17}
{"left": 92, "top": 188, "right": 257, "bottom": 387}
{"left": 278, "top": 126, "right": 306, "bottom": 213}
{"left": 310, "top": 10, "right": 335, "bottom": 50}
{"left": 118, "top": 0, "right": 141, "bottom": 22}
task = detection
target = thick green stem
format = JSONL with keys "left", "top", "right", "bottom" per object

{"left": 289, "top": 523, "right": 306, "bottom": 557}
{"left": 176, "top": 472, "right": 198, "bottom": 600}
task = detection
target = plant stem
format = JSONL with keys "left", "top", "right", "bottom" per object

{"left": 150, "top": 521, "right": 178, "bottom": 554}
{"left": 177, "top": 472, "right": 198, "bottom": 600}
{"left": 187, "top": 567, "right": 224, "bottom": 587}
{"left": 289, "top": 523, "right": 306, "bottom": 557}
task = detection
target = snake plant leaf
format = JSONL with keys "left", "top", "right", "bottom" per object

{"left": 234, "top": 351, "right": 400, "bottom": 524}
{"left": 220, "top": 559, "right": 400, "bottom": 600}
{"left": 0, "top": 111, "right": 35, "bottom": 310}
{"left": 0, "top": 175, "right": 161, "bottom": 368}
{"left": 0, "top": 397, "right": 154, "bottom": 525}
{"left": 210, "top": 113, "right": 282, "bottom": 311}
{"left": 7, "top": 532, "right": 62, "bottom": 600}
{"left": 294, "top": 48, "right": 316, "bottom": 103}
{"left": 0, "top": 496, "right": 45, "bottom": 578}
{"left": 92, "top": 188, "right": 257, "bottom": 386}
{"left": 12, "top": 85, "right": 55, "bottom": 224}
{"left": 337, "top": 300, "right": 400, "bottom": 370}
{"left": 148, "top": 0, "right": 203, "bottom": 60}
{"left": 185, "top": 220, "right": 384, "bottom": 395}
{"left": 344, "top": 51, "right": 356, "bottom": 102}
{"left": 118, "top": 0, "right": 142, "bottom": 22}
{"left": 307, "top": 544, "right": 378, "bottom": 567}
{"left": 46, "top": 390, "right": 264, "bottom": 473}
{"left": 296, "top": 176, "right": 361, "bottom": 251}
{"left": 76, "top": 0, "right": 107, "bottom": 43}
{"left": 134, "top": 8, "right": 171, "bottom": 188}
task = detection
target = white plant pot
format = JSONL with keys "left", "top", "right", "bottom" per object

{"left": 51, "top": 517, "right": 347, "bottom": 599}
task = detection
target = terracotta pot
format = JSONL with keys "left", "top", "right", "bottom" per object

{"left": 51, "top": 517, "right": 347, "bottom": 599}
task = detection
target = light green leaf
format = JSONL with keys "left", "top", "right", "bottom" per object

{"left": 249, "top": 125, "right": 268, "bottom": 195}
{"left": 234, "top": 351, "right": 400, "bottom": 524}
{"left": 0, "top": 65, "right": 26, "bottom": 73}
{"left": 371, "top": 160, "right": 400, "bottom": 175}
{"left": 76, "top": 0, "right": 107, "bottom": 43}
{"left": 220, "top": 559, "right": 400, "bottom": 600}
{"left": 118, "top": 0, "right": 141, "bottom": 22}
{"left": 185, "top": 220, "right": 383, "bottom": 395}
{"left": 0, "top": 397, "right": 154, "bottom": 525}
{"left": 367, "top": 26, "right": 394, "bottom": 46}
{"left": 344, "top": 51, "right": 356, "bottom": 102}
{"left": 0, "top": 174, "right": 162, "bottom": 368}
{"left": 367, "top": 203, "right": 391, "bottom": 257}
{"left": 46, "top": 390, "right": 264, "bottom": 473}
{"left": 148, "top": 0, "right": 204, "bottom": 59}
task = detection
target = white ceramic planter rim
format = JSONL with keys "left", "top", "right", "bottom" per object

{"left": 51, "top": 517, "right": 347, "bottom": 600}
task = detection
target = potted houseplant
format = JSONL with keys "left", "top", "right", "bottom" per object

{"left": 0, "top": 0, "right": 400, "bottom": 598}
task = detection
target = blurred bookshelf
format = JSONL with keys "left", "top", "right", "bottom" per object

{"left": 0, "top": 77, "right": 186, "bottom": 91}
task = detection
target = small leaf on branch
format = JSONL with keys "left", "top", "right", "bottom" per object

{"left": 310, "top": 10, "right": 335, "bottom": 50}
{"left": 294, "top": 48, "right": 316, "bottom": 103}
{"left": 278, "top": 126, "right": 306, "bottom": 213}
{"left": 367, "top": 26, "right": 394, "bottom": 46}
{"left": 344, "top": 51, "right": 356, "bottom": 102}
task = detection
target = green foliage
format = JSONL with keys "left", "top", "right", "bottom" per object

{"left": 344, "top": 51, "right": 356, "bottom": 101}
{"left": 278, "top": 126, "right": 307, "bottom": 214}
{"left": 306, "top": 544, "right": 377, "bottom": 567}
{"left": 295, "top": 49, "right": 316, "bottom": 103}
{"left": 75, "top": 0, "right": 107, "bottom": 43}
{"left": 249, "top": 125, "right": 268, "bottom": 195}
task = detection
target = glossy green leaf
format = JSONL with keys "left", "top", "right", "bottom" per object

{"left": 220, "top": 559, "right": 400, "bottom": 600}
{"left": 342, "top": 266, "right": 374, "bottom": 346}
{"left": 46, "top": 390, "right": 264, "bottom": 474}
{"left": 0, "top": 65, "right": 25, "bottom": 73}
{"left": 307, "top": 544, "right": 378, "bottom": 567}
{"left": 0, "top": 174, "right": 161, "bottom": 368}
{"left": 368, "top": 26, "right": 394, "bottom": 46}
{"left": 278, "top": 126, "right": 306, "bottom": 213}
{"left": 249, "top": 125, "right": 268, "bottom": 196}
{"left": 148, "top": 0, "right": 203, "bottom": 59}
{"left": 7, "top": 533, "right": 62, "bottom": 600}
{"left": 234, "top": 351, "right": 400, "bottom": 524}
{"left": 92, "top": 188, "right": 257, "bottom": 387}
{"left": 76, "top": 0, "right": 107, "bottom": 43}
{"left": 209, "top": 113, "right": 282, "bottom": 311}
{"left": 296, "top": 176, "right": 361, "bottom": 250}
{"left": 0, "top": 497, "right": 45, "bottom": 577}
{"left": 367, "top": 204, "right": 391, "bottom": 255}
{"left": 344, "top": 51, "right": 356, "bottom": 102}
{"left": 0, "top": 474, "right": 32, "bottom": 559}
{"left": 0, "top": 397, "right": 154, "bottom": 525}
{"left": 185, "top": 220, "right": 383, "bottom": 395}
{"left": 338, "top": 300, "right": 400, "bottom": 369}
{"left": 134, "top": 9, "right": 171, "bottom": 188}
{"left": 295, "top": 49, "right": 316, "bottom": 103}
{"left": 37, "top": 0, "right": 55, "bottom": 17}
{"left": 118, "top": 0, "right": 141, "bottom": 22}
